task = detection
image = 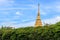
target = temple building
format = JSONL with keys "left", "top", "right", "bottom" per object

{"left": 35, "top": 4, "right": 42, "bottom": 27}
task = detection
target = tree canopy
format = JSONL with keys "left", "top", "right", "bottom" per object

{"left": 0, "top": 22, "right": 60, "bottom": 40}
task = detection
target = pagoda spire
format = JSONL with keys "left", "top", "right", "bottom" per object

{"left": 35, "top": 3, "right": 42, "bottom": 27}
{"left": 38, "top": 3, "right": 40, "bottom": 14}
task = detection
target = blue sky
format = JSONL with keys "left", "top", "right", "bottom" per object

{"left": 0, "top": 0, "right": 60, "bottom": 28}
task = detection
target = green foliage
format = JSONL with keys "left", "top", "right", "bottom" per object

{"left": 0, "top": 22, "right": 60, "bottom": 40}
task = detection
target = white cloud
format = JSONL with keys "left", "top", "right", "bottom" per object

{"left": 0, "top": 21, "right": 16, "bottom": 28}
{"left": 42, "top": 16, "right": 60, "bottom": 25}
{"left": 12, "top": 16, "right": 60, "bottom": 28}
{"left": 0, "top": 5, "right": 37, "bottom": 10}
{"left": 0, "top": 16, "right": 60, "bottom": 28}
{"left": 10, "top": 15, "right": 60, "bottom": 27}
{"left": 0, "top": 20, "right": 35, "bottom": 28}
{"left": 14, "top": 21, "right": 35, "bottom": 28}
{"left": 0, "top": 0, "right": 14, "bottom": 6}
{"left": 16, "top": 11, "right": 23, "bottom": 15}
{"left": 40, "top": 2, "right": 60, "bottom": 15}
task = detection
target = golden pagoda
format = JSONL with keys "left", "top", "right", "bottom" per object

{"left": 35, "top": 4, "right": 42, "bottom": 27}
